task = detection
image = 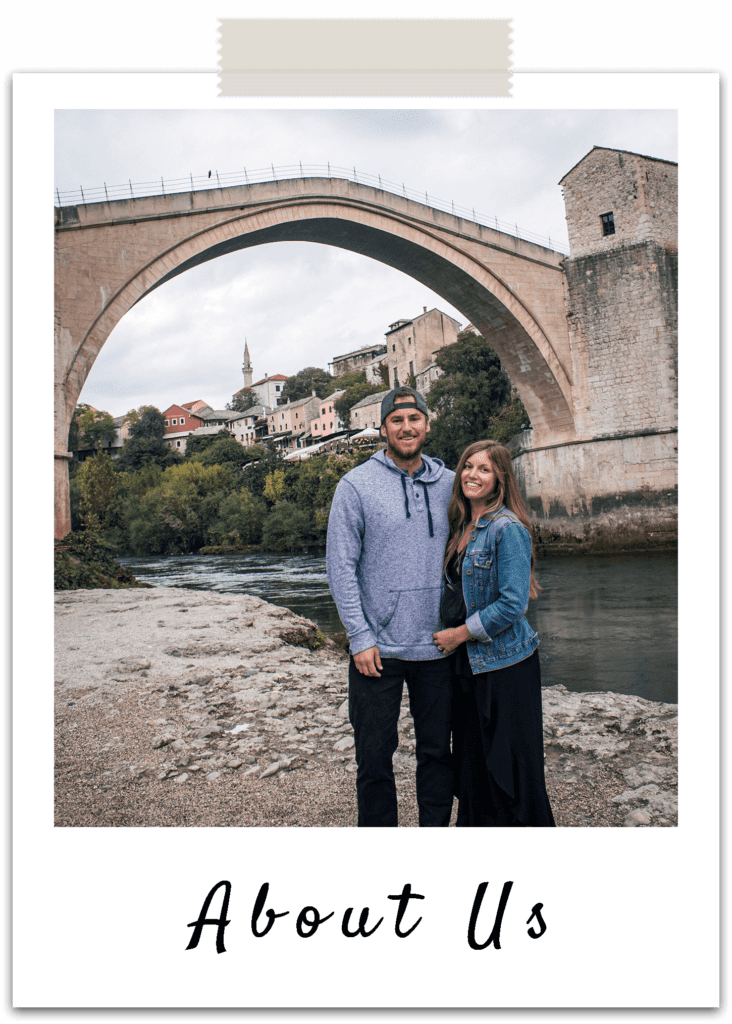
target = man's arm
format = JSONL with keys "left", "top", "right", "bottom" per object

{"left": 326, "top": 478, "right": 379, "bottom": 658}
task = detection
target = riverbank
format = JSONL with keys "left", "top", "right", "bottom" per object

{"left": 55, "top": 587, "right": 678, "bottom": 827}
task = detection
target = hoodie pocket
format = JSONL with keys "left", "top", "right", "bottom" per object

{"left": 376, "top": 587, "right": 441, "bottom": 646}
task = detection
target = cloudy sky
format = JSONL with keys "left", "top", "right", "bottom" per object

{"left": 55, "top": 108, "right": 677, "bottom": 416}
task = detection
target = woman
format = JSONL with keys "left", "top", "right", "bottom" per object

{"left": 432, "top": 440, "right": 555, "bottom": 827}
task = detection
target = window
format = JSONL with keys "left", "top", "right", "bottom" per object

{"left": 392, "top": 344, "right": 396, "bottom": 352}
{"left": 164, "top": 420, "right": 169, "bottom": 426}
{"left": 275, "top": 385, "right": 281, "bottom": 391}
{"left": 409, "top": 361, "right": 414, "bottom": 378}
{"left": 601, "top": 212, "right": 615, "bottom": 236}
{"left": 408, "top": 336, "right": 411, "bottom": 345}
{"left": 180, "top": 416, "right": 185, "bottom": 424}
{"left": 176, "top": 441, "right": 181, "bottom": 448}
{"left": 172, "top": 418, "right": 177, "bottom": 425}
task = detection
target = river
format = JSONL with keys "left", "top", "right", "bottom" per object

{"left": 118, "top": 551, "right": 677, "bottom": 704}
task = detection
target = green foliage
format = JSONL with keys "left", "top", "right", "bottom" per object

{"left": 184, "top": 431, "right": 221, "bottom": 459}
{"left": 68, "top": 404, "right": 117, "bottom": 452}
{"left": 280, "top": 366, "right": 334, "bottom": 403}
{"left": 334, "top": 371, "right": 387, "bottom": 427}
{"left": 54, "top": 530, "right": 142, "bottom": 590}
{"left": 240, "top": 446, "right": 286, "bottom": 498}
{"left": 261, "top": 501, "right": 314, "bottom": 553}
{"left": 263, "top": 468, "right": 286, "bottom": 504}
{"left": 227, "top": 388, "right": 257, "bottom": 412}
{"left": 241, "top": 443, "right": 269, "bottom": 465}
{"left": 423, "top": 330, "right": 520, "bottom": 468}
{"left": 196, "top": 435, "right": 250, "bottom": 469}
{"left": 210, "top": 489, "right": 268, "bottom": 547}
{"left": 128, "top": 406, "right": 164, "bottom": 437}
{"left": 484, "top": 392, "right": 531, "bottom": 446}
{"left": 78, "top": 450, "right": 117, "bottom": 531}
{"left": 159, "top": 460, "right": 233, "bottom": 497}
{"left": 118, "top": 406, "right": 181, "bottom": 471}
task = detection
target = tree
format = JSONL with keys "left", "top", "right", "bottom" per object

{"left": 261, "top": 501, "right": 313, "bottom": 552}
{"left": 241, "top": 446, "right": 285, "bottom": 498}
{"left": 423, "top": 330, "right": 524, "bottom": 468}
{"left": 280, "top": 367, "right": 334, "bottom": 404}
{"left": 196, "top": 435, "right": 250, "bottom": 470}
{"left": 263, "top": 468, "right": 286, "bottom": 504}
{"left": 184, "top": 430, "right": 223, "bottom": 460}
{"left": 78, "top": 450, "right": 118, "bottom": 532}
{"left": 333, "top": 370, "right": 388, "bottom": 427}
{"left": 68, "top": 404, "right": 117, "bottom": 453}
{"left": 227, "top": 388, "right": 257, "bottom": 413}
{"left": 118, "top": 406, "right": 181, "bottom": 471}
{"left": 211, "top": 489, "right": 268, "bottom": 547}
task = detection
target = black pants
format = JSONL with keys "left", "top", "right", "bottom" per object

{"left": 348, "top": 656, "right": 453, "bottom": 827}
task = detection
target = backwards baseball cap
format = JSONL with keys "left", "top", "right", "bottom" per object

{"left": 380, "top": 386, "right": 429, "bottom": 425}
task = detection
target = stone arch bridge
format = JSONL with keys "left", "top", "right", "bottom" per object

{"left": 55, "top": 171, "right": 677, "bottom": 550}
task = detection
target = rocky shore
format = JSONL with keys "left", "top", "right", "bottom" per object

{"left": 54, "top": 587, "right": 678, "bottom": 828}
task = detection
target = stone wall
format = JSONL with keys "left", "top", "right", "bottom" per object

{"left": 384, "top": 308, "right": 460, "bottom": 389}
{"left": 564, "top": 241, "right": 678, "bottom": 439}
{"left": 512, "top": 433, "right": 678, "bottom": 552}
{"left": 560, "top": 148, "right": 677, "bottom": 257}
{"left": 510, "top": 146, "right": 679, "bottom": 553}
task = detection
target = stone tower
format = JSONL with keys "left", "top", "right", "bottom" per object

{"left": 242, "top": 340, "right": 253, "bottom": 389}
{"left": 514, "top": 146, "right": 678, "bottom": 550}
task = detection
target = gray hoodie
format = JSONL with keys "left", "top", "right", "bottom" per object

{"left": 326, "top": 449, "right": 455, "bottom": 660}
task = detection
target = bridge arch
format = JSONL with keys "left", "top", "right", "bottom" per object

{"left": 55, "top": 178, "right": 576, "bottom": 536}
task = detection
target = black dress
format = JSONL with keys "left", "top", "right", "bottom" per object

{"left": 446, "top": 552, "right": 555, "bottom": 828}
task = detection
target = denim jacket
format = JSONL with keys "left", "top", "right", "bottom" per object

{"left": 447, "top": 506, "right": 539, "bottom": 673}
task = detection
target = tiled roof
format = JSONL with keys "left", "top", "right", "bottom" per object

{"left": 189, "top": 425, "right": 233, "bottom": 437}
{"left": 252, "top": 374, "right": 289, "bottom": 385}
{"left": 228, "top": 405, "right": 269, "bottom": 421}
{"left": 200, "top": 409, "right": 238, "bottom": 420}
{"left": 332, "top": 344, "right": 387, "bottom": 361}
{"left": 350, "top": 389, "right": 390, "bottom": 410}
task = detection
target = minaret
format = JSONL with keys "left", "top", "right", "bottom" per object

{"left": 242, "top": 340, "right": 253, "bottom": 389}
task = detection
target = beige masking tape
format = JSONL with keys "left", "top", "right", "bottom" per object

{"left": 218, "top": 19, "right": 512, "bottom": 96}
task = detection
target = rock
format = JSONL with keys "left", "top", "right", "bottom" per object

{"left": 194, "top": 725, "right": 222, "bottom": 739}
{"left": 260, "top": 762, "right": 281, "bottom": 779}
{"left": 175, "top": 773, "right": 189, "bottom": 783}
{"left": 206, "top": 771, "right": 221, "bottom": 780}
{"left": 117, "top": 657, "right": 152, "bottom": 672}
{"left": 152, "top": 734, "right": 175, "bottom": 749}
{"left": 337, "top": 699, "right": 349, "bottom": 719}
{"left": 226, "top": 759, "right": 243, "bottom": 769}
{"left": 624, "top": 808, "right": 652, "bottom": 826}
{"left": 333, "top": 736, "right": 355, "bottom": 752}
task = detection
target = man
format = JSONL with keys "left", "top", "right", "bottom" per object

{"left": 326, "top": 387, "right": 455, "bottom": 827}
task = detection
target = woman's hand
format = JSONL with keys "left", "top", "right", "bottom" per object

{"left": 433, "top": 624, "right": 471, "bottom": 655}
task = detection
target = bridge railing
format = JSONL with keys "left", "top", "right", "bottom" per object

{"left": 54, "top": 163, "right": 569, "bottom": 254}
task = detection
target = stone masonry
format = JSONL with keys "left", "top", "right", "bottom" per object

{"left": 510, "top": 148, "right": 678, "bottom": 549}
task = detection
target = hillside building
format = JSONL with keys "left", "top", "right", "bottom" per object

{"left": 384, "top": 307, "right": 461, "bottom": 390}
{"left": 329, "top": 343, "right": 387, "bottom": 378}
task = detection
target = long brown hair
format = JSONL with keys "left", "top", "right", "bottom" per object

{"left": 443, "top": 440, "right": 540, "bottom": 599}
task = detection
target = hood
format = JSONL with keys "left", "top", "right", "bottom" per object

{"left": 371, "top": 449, "right": 450, "bottom": 538}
